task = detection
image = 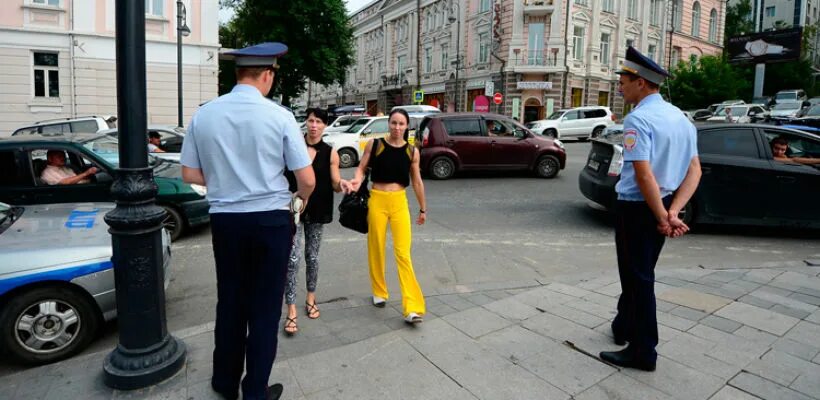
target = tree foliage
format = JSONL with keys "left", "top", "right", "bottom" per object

{"left": 663, "top": 55, "right": 751, "bottom": 110}
{"left": 220, "top": 0, "right": 355, "bottom": 105}
{"left": 724, "top": 0, "right": 754, "bottom": 46}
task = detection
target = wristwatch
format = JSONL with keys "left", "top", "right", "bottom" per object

{"left": 745, "top": 39, "right": 786, "bottom": 57}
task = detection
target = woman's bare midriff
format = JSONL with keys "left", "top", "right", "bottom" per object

{"left": 372, "top": 182, "right": 406, "bottom": 192}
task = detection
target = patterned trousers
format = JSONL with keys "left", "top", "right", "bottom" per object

{"left": 285, "top": 222, "right": 324, "bottom": 305}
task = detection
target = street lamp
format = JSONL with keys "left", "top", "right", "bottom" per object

{"left": 448, "top": 3, "right": 461, "bottom": 112}
{"left": 176, "top": 0, "right": 190, "bottom": 128}
{"left": 104, "top": 0, "right": 186, "bottom": 389}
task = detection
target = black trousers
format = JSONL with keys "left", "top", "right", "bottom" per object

{"left": 611, "top": 197, "right": 670, "bottom": 363}
{"left": 210, "top": 210, "right": 291, "bottom": 400}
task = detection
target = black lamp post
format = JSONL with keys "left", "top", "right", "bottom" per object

{"left": 176, "top": 0, "right": 191, "bottom": 128}
{"left": 103, "top": 0, "right": 186, "bottom": 389}
{"left": 448, "top": 3, "right": 461, "bottom": 112}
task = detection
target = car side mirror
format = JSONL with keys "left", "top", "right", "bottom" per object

{"left": 96, "top": 171, "right": 113, "bottom": 184}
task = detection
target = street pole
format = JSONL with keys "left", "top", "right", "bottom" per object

{"left": 103, "top": 0, "right": 186, "bottom": 389}
{"left": 449, "top": 3, "right": 461, "bottom": 112}
{"left": 176, "top": 1, "right": 190, "bottom": 128}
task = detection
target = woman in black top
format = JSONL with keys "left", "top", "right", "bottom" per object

{"left": 284, "top": 108, "right": 346, "bottom": 335}
{"left": 342, "top": 109, "right": 428, "bottom": 324}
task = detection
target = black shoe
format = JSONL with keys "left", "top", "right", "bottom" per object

{"left": 211, "top": 383, "right": 238, "bottom": 400}
{"left": 599, "top": 348, "right": 656, "bottom": 371}
{"left": 267, "top": 383, "right": 284, "bottom": 400}
{"left": 613, "top": 334, "right": 627, "bottom": 346}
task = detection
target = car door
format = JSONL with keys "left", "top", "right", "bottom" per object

{"left": 441, "top": 118, "right": 491, "bottom": 168}
{"left": 696, "top": 127, "right": 773, "bottom": 220}
{"left": 559, "top": 110, "right": 583, "bottom": 137}
{"left": 26, "top": 147, "right": 112, "bottom": 204}
{"left": 762, "top": 128, "right": 820, "bottom": 222}
{"left": 485, "top": 117, "right": 534, "bottom": 169}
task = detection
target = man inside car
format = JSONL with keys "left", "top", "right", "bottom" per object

{"left": 771, "top": 136, "right": 820, "bottom": 165}
{"left": 41, "top": 150, "right": 98, "bottom": 185}
{"left": 148, "top": 131, "right": 166, "bottom": 153}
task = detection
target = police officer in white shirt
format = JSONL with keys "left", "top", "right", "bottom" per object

{"left": 599, "top": 47, "right": 702, "bottom": 372}
{"left": 180, "top": 42, "right": 315, "bottom": 400}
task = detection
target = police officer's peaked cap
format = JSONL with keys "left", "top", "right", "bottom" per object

{"left": 225, "top": 42, "right": 288, "bottom": 67}
{"left": 616, "top": 46, "right": 670, "bottom": 85}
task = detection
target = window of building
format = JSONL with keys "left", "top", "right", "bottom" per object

{"left": 598, "top": 91, "right": 609, "bottom": 107}
{"left": 673, "top": 0, "right": 683, "bottom": 31}
{"left": 425, "top": 47, "right": 433, "bottom": 73}
{"left": 709, "top": 9, "right": 718, "bottom": 42}
{"left": 602, "top": 0, "right": 614, "bottom": 13}
{"left": 397, "top": 55, "right": 406, "bottom": 79}
{"left": 648, "top": 44, "right": 657, "bottom": 62}
{"left": 377, "top": 61, "right": 383, "bottom": 76}
{"left": 574, "top": 0, "right": 588, "bottom": 6}
{"left": 33, "top": 0, "right": 60, "bottom": 6}
{"left": 600, "top": 32, "right": 611, "bottom": 65}
{"left": 426, "top": 10, "right": 434, "bottom": 31}
{"left": 33, "top": 52, "right": 59, "bottom": 98}
{"left": 671, "top": 46, "right": 681, "bottom": 66}
{"left": 627, "top": 0, "right": 638, "bottom": 20}
{"left": 528, "top": 23, "right": 545, "bottom": 64}
{"left": 650, "top": 0, "right": 661, "bottom": 26}
{"left": 573, "top": 26, "right": 585, "bottom": 61}
{"left": 765, "top": 6, "right": 775, "bottom": 17}
{"left": 478, "top": 32, "right": 490, "bottom": 63}
{"left": 368, "top": 64, "right": 373, "bottom": 82}
{"left": 692, "top": 2, "right": 701, "bottom": 37}
{"left": 145, "top": 0, "right": 163, "bottom": 16}
{"left": 480, "top": 0, "right": 490, "bottom": 13}
{"left": 441, "top": 44, "right": 449, "bottom": 70}
{"left": 571, "top": 89, "right": 583, "bottom": 107}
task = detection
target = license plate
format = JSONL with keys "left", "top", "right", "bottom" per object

{"left": 587, "top": 159, "right": 600, "bottom": 171}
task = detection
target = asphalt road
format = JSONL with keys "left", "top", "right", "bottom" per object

{"left": 2, "top": 140, "right": 819, "bottom": 377}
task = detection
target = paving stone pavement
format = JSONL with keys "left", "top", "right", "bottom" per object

{"left": 2, "top": 264, "right": 820, "bottom": 400}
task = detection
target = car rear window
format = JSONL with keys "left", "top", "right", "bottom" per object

{"left": 442, "top": 119, "right": 483, "bottom": 136}
{"left": 698, "top": 128, "right": 760, "bottom": 158}
{"left": 71, "top": 120, "right": 99, "bottom": 133}
{"left": 40, "top": 123, "right": 69, "bottom": 136}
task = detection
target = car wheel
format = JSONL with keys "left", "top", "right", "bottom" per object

{"left": 591, "top": 126, "right": 604, "bottom": 139}
{"left": 543, "top": 129, "right": 557, "bottom": 138}
{"left": 678, "top": 201, "right": 695, "bottom": 227}
{"left": 0, "top": 286, "right": 101, "bottom": 365}
{"left": 161, "top": 205, "right": 185, "bottom": 241}
{"left": 430, "top": 156, "right": 456, "bottom": 180}
{"left": 337, "top": 148, "right": 358, "bottom": 168}
{"left": 535, "top": 155, "right": 560, "bottom": 179}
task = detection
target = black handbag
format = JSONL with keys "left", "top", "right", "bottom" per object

{"left": 338, "top": 171, "right": 370, "bottom": 234}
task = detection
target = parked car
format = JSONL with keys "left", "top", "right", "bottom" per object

{"left": 807, "top": 97, "right": 820, "bottom": 106}
{"left": 322, "top": 116, "right": 421, "bottom": 168}
{"left": 769, "top": 101, "right": 805, "bottom": 120}
{"left": 688, "top": 109, "right": 714, "bottom": 121}
{"left": 324, "top": 115, "right": 370, "bottom": 134}
{"left": 578, "top": 123, "right": 820, "bottom": 228}
{"left": 707, "top": 100, "right": 745, "bottom": 116}
{"left": 97, "top": 125, "right": 185, "bottom": 162}
{"left": 391, "top": 105, "right": 442, "bottom": 118}
{"left": 796, "top": 104, "right": 820, "bottom": 119}
{"left": 526, "top": 106, "right": 615, "bottom": 140}
{"left": 0, "top": 202, "right": 172, "bottom": 365}
{"left": 418, "top": 113, "right": 566, "bottom": 179}
{"left": 0, "top": 134, "right": 209, "bottom": 240}
{"left": 774, "top": 89, "right": 808, "bottom": 104}
{"left": 11, "top": 116, "right": 117, "bottom": 137}
{"left": 752, "top": 96, "right": 775, "bottom": 108}
{"left": 707, "top": 104, "right": 768, "bottom": 124}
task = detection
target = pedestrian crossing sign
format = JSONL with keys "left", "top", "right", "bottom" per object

{"left": 414, "top": 90, "right": 424, "bottom": 104}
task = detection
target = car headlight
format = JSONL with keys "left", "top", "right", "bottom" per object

{"left": 553, "top": 139, "right": 565, "bottom": 149}
{"left": 190, "top": 184, "right": 207, "bottom": 196}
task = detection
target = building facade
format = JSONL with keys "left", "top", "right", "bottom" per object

{"left": 0, "top": 0, "right": 220, "bottom": 136}
{"left": 299, "top": 0, "right": 726, "bottom": 122}
{"left": 666, "top": 0, "right": 727, "bottom": 70}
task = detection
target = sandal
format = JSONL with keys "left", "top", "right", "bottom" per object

{"left": 284, "top": 316, "right": 298, "bottom": 336}
{"left": 305, "top": 302, "right": 320, "bottom": 319}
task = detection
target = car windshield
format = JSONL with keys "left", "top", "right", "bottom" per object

{"left": 547, "top": 111, "right": 564, "bottom": 120}
{"left": 344, "top": 118, "right": 370, "bottom": 133}
{"left": 773, "top": 102, "right": 801, "bottom": 110}
{"left": 81, "top": 136, "right": 164, "bottom": 169}
{"left": 804, "top": 105, "right": 820, "bottom": 116}
{"left": 714, "top": 107, "right": 728, "bottom": 116}
{"left": 728, "top": 107, "right": 748, "bottom": 117}
{"left": 776, "top": 92, "right": 798, "bottom": 101}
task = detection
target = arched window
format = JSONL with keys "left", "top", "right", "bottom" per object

{"left": 691, "top": 2, "right": 701, "bottom": 38}
{"left": 709, "top": 9, "right": 717, "bottom": 42}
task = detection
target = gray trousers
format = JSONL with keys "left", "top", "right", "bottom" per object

{"left": 285, "top": 222, "right": 324, "bottom": 305}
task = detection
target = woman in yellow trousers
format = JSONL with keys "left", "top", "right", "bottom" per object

{"left": 343, "top": 109, "right": 427, "bottom": 324}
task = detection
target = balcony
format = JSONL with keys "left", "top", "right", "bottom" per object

{"left": 510, "top": 50, "right": 562, "bottom": 73}
{"left": 523, "top": 0, "right": 555, "bottom": 16}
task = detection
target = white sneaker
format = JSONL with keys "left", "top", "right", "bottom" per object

{"left": 404, "top": 313, "right": 423, "bottom": 324}
{"left": 372, "top": 296, "right": 386, "bottom": 308}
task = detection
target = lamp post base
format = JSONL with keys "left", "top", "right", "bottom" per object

{"left": 103, "top": 335, "right": 187, "bottom": 390}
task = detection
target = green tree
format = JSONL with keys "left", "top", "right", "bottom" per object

{"left": 724, "top": 0, "right": 754, "bottom": 47}
{"left": 663, "top": 55, "right": 751, "bottom": 110}
{"left": 220, "top": 0, "right": 355, "bottom": 106}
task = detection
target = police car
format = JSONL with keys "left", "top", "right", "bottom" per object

{"left": 0, "top": 202, "right": 172, "bottom": 365}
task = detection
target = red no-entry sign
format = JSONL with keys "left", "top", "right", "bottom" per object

{"left": 493, "top": 92, "right": 503, "bottom": 105}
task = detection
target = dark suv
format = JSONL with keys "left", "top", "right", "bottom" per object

{"left": 418, "top": 113, "right": 566, "bottom": 179}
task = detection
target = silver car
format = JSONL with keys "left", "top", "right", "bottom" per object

{"left": 0, "top": 202, "right": 171, "bottom": 365}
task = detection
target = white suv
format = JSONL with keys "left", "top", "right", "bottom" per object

{"left": 12, "top": 116, "right": 117, "bottom": 136}
{"left": 526, "top": 106, "right": 615, "bottom": 140}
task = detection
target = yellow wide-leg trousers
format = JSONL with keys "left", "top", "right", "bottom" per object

{"left": 367, "top": 189, "right": 425, "bottom": 317}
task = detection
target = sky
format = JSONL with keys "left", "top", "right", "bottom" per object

{"left": 219, "top": 0, "right": 374, "bottom": 23}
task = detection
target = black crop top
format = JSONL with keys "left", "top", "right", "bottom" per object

{"left": 370, "top": 138, "right": 412, "bottom": 188}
